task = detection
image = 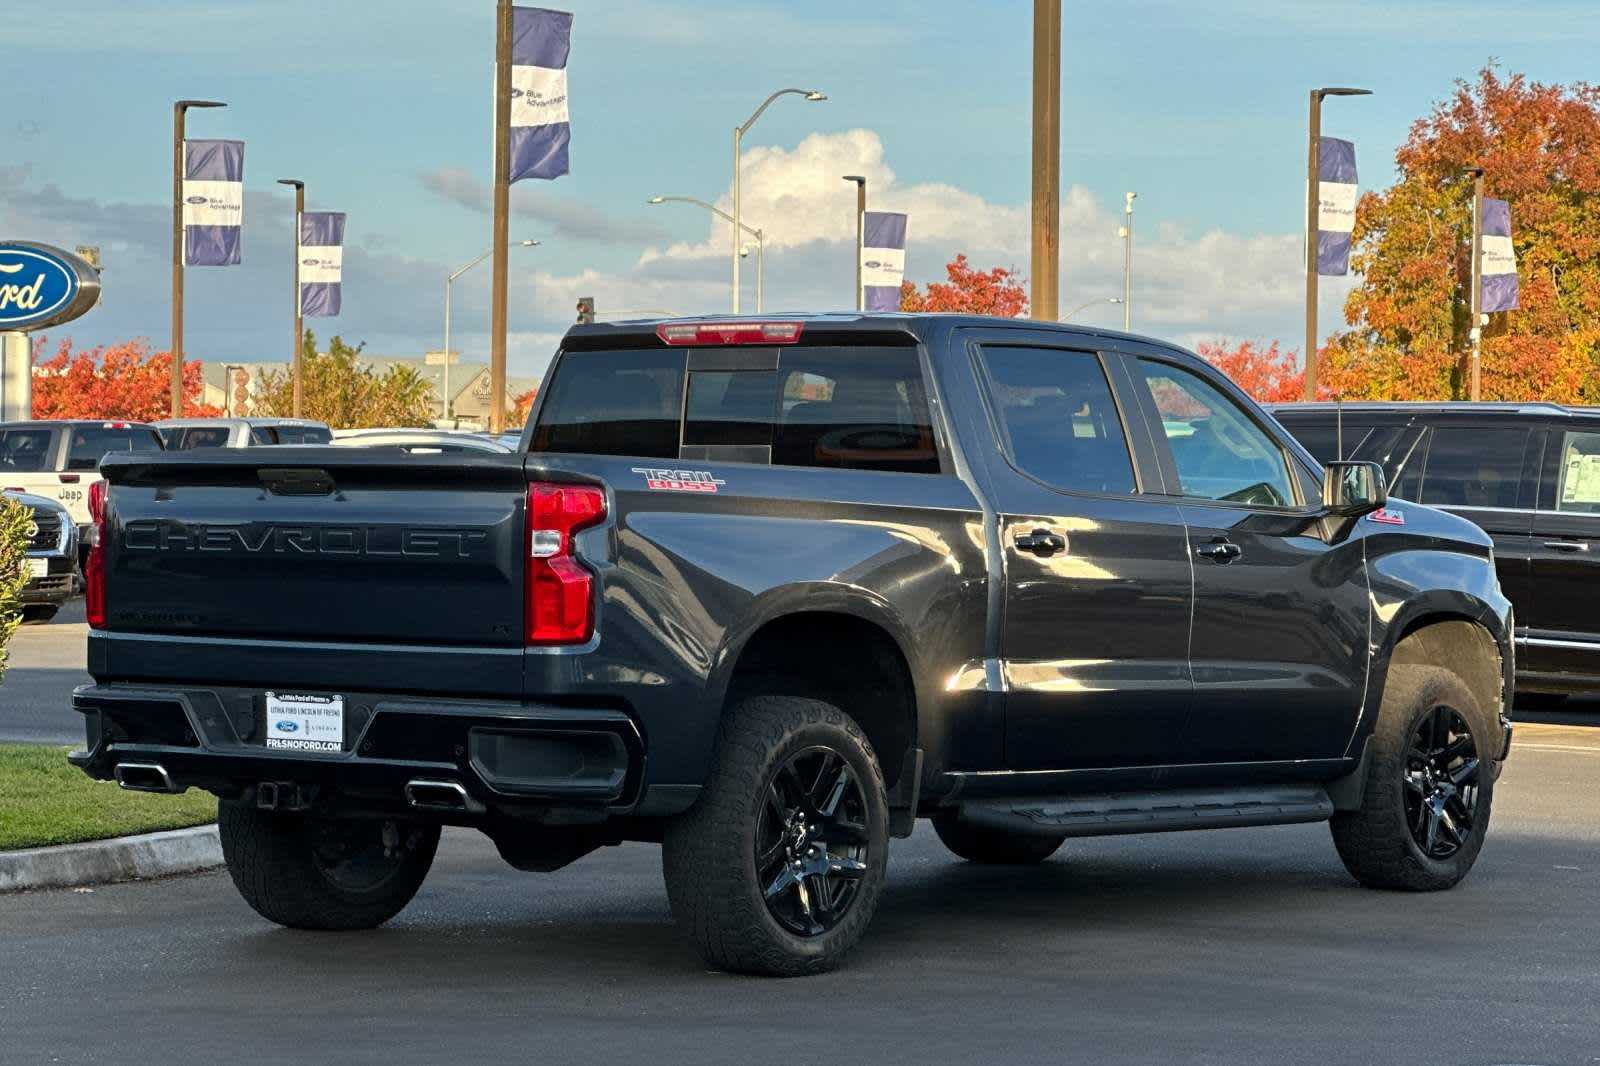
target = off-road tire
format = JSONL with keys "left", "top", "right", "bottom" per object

{"left": 932, "top": 811, "right": 1067, "bottom": 864}
{"left": 662, "top": 695, "right": 889, "bottom": 977}
{"left": 218, "top": 801, "right": 440, "bottom": 930}
{"left": 20, "top": 604, "right": 60, "bottom": 624}
{"left": 1330, "top": 665, "right": 1497, "bottom": 891}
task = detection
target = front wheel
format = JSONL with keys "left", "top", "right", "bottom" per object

{"left": 20, "top": 604, "right": 60, "bottom": 624}
{"left": 662, "top": 695, "right": 889, "bottom": 977}
{"left": 1330, "top": 666, "right": 1496, "bottom": 891}
{"left": 218, "top": 801, "right": 439, "bottom": 930}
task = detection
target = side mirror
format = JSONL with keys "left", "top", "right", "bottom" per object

{"left": 1322, "top": 460, "right": 1387, "bottom": 517}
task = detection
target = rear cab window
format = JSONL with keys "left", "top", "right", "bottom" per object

{"left": 66, "top": 424, "right": 163, "bottom": 470}
{"left": 270, "top": 425, "right": 333, "bottom": 445}
{"left": 166, "top": 427, "right": 233, "bottom": 450}
{"left": 532, "top": 344, "right": 940, "bottom": 474}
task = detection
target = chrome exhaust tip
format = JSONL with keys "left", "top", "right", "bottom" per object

{"left": 114, "top": 762, "right": 178, "bottom": 794}
{"left": 404, "top": 779, "right": 480, "bottom": 813}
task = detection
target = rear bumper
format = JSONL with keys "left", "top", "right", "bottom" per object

{"left": 69, "top": 683, "right": 695, "bottom": 821}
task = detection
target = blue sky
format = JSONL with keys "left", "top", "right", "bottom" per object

{"left": 6, "top": 0, "right": 1596, "bottom": 376}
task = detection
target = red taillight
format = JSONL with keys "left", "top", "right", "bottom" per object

{"left": 85, "top": 480, "right": 108, "bottom": 629}
{"left": 655, "top": 321, "right": 804, "bottom": 346}
{"left": 525, "top": 483, "right": 606, "bottom": 645}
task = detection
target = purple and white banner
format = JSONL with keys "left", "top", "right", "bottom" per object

{"left": 183, "top": 139, "right": 244, "bottom": 266}
{"left": 1480, "top": 197, "right": 1519, "bottom": 313}
{"left": 1316, "top": 137, "right": 1357, "bottom": 276}
{"left": 509, "top": 7, "right": 572, "bottom": 182}
{"left": 862, "top": 211, "right": 908, "bottom": 312}
{"left": 298, "top": 211, "right": 346, "bottom": 318}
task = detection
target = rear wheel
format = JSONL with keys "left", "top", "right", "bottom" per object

{"left": 662, "top": 695, "right": 889, "bottom": 977}
{"left": 218, "top": 801, "right": 439, "bottom": 930}
{"left": 932, "top": 811, "right": 1066, "bottom": 864}
{"left": 1331, "top": 666, "right": 1496, "bottom": 891}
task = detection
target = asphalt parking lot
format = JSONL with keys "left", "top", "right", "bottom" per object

{"left": 3, "top": 606, "right": 1598, "bottom": 1064}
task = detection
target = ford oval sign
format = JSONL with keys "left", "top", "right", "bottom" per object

{"left": 0, "top": 242, "right": 101, "bottom": 331}
{"left": 274, "top": 720, "right": 300, "bottom": 733}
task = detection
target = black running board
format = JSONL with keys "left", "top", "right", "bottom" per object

{"left": 954, "top": 785, "right": 1335, "bottom": 839}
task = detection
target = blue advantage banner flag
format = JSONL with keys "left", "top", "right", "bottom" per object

{"left": 1316, "top": 137, "right": 1357, "bottom": 276}
{"left": 298, "top": 211, "right": 346, "bottom": 318}
{"left": 183, "top": 139, "right": 244, "bottom": 266}
{"left": 1481, "top": 198, "right": 1520, "bottom": 313}
{"left": 509, "top": 7, "right": 572, "bottom": 182}
{"left": 861, "top": 211, "right": 908, "bottom": 312}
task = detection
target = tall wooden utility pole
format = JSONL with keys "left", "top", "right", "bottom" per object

{"left": 1030, "top": 0, "right": 1061, "bottom": 321}
{"left": 489, "top": 0, "right": 513, "bottom": 434}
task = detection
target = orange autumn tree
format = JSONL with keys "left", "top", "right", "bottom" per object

{"left": 510, "top": 385, "right": 538, "bottom": 428}
{"left": 1197, "top": 340, "right": 1307, "bottom": 403}
{"left": 900, "top": 255, "right": 1028, "bottom": 317}
{"left": 31, "top": 338, "right": 219, "bottom": 421}
{"left": 1327, "top": 66, "right": 1600, "bottom": 401}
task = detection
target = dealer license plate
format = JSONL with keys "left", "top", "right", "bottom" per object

{"left": 264, "top": 692, "right": 345, "bottom": 752}
{"left": 26, "top": 559, "right": 47, "bottom": 580}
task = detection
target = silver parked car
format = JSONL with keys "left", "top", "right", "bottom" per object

{"left": 329, "top": 429, "right": 512, "bottom": 455}
{"left": 5, "top": 490, "right": 78, "bottom": 623}
{"left": 155, "top": 418, "right": 333, "bottom": 450}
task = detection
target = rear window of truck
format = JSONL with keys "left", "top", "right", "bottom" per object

{"left": 533, "top": 346, "right": 940, "bottom": 474}
{"left": 66, "top": 425, "right": 163, "bottom": 470}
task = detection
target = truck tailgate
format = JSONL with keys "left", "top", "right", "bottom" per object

{"left": 99, "top": 450, "right": 526, "bottom": 646}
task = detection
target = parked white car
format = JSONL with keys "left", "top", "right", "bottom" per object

{"left": 329, "top": 429, "right": 512, "bottom": 455}
{"left": 0, "top": 420, "right": 163, "bottom": 533}
{"left": 155, "top": 417, "right": 333, "bottom": 450}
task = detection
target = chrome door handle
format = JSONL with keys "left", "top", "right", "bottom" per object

{"left": 1543, "top": 540, "right": 1590, "bottom": 553}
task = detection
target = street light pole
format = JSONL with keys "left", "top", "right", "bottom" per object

{"left": 171, "top": 99, "right": 226, "bottom": 417}
{"left": 1468, "top": 167, "right": 1485, "bottom": 402}
{"left": 732, "top": 88, "right": 826, "bottom": 314}
{"left": 648, "top": 196, "right": 766, "bottom": 312}
{"left": 843, "top": 175, "right": 866, "bottom": 311}
{"left": 1030, "top": 0, "right": 1061, "bottom": 322}
{"left": 1119, "top": 191, "right": 1135, "bottom": 330}
{"left": 1303, "top": 86, "right": 1371, "bottom": 401}
{"left": 443, "top": 240, "right": 537, "bottom": 424}
{"left": 276, "top": 179, "right": 305, "bottom": 417}
{"left": 1063, "top": 296, "right": 1123, "bottom": 321}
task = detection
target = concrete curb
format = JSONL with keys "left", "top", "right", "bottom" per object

{"left": 0, "top": 824, "right": 222, "bottom": 893}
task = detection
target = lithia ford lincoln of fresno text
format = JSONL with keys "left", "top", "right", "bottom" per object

{"left": 69, "top": 314, "right": 1513, "bottom": 976}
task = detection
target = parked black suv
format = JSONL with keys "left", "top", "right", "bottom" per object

{"left": 72, "top": 317, "right": 1513, "bottom": 975}
{"left": 1272, "top": 401, "right": 1600, "bottom": 705}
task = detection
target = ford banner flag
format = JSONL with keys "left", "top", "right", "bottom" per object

{"left": 1316, "top": 137, "right": 1357, "bottom": 276}
{"left": 1480, "top": 198, "right": 1520, "bottom": 313}
{"left": 862, "top": 211, "right": 908, "bottom": 312}
{"left": 183, "top": 139, "right": 244, "bottom": 266}
{"left": 298, "top": 212, "right": 346, "bottom": 318}
{"left": 509, "top": 7, "right": 572, "bottom": 182}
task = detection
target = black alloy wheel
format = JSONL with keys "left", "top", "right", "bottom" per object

{"left": 756, "top": 746, "right": 871, "bottom": 937}
{"left": 1403, "top": 704, "right": 1480, "bottom": 860}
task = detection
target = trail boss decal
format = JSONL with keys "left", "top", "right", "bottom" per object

{"left": 631, "top": 468, "right": 726, "bottom": 494}
{"left": 1367, "top": 508, "right": 1405, "bottom": 526}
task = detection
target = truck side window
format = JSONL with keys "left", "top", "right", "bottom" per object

{"left": 1418, "top": 426, "right": 1528, "bottom": 509}
{"left": 1137, "top": 360, "right": 1297, "bottom": 508}
{"left": 66, "top": 427, "right": 157, "bottom": 470}
{"left": 976, "top": 346, "right": 1134, "bottom": 495}
{"left": 0, "top": 429, "right": 53, "bottom": 472}
{"left": 1554, "top": 431, "right": 1600, "bottom": 513}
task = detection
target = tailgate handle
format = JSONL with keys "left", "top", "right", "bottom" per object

{"left": 259, "top": 468, "right": 336, "bottom": 496}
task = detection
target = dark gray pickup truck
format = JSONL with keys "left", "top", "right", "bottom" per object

{"left": 72, "top": 314, "right": 1513, "bottom": 975}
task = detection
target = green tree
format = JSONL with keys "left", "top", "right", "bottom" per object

{"left": 253, "top": 331, "right": 434, "bottom": 429}
{"left": 0, "top": 497, "right": 33, "bottom": 683}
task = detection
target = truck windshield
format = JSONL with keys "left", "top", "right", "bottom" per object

{"left": 0, "top": 428, "right": 53, "bottom": 472}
